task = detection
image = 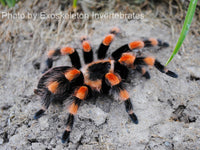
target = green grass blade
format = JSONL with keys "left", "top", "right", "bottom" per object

{"left": 73, "top": 0, "right": 78, "bottom": 9}
{"left": 5, "top": 0, "right": 16, "bottom": 7}
{"left": 165, "top": 0, "right": 198, "bottom": 66}
{"left": 0, "top": 0, "right": 6, "bottom": 6}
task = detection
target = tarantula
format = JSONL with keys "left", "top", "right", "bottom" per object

{"left": 33, "top": 27, "right": 178, "bottom": 143}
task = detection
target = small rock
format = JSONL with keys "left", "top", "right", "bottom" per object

{"left": 0, "top": 138, "right": 3, "bottom": 145}
{"left": 31, "top": 143, "right": 46, "bottom": 150}
{"left": 39, "top": 117, "right": 49, "bottom": 130}
{"left": 70, "top": 129, "right": 84, "bottom": 143}
{"left": 78, "top": 104, "right": 108, "bottom": 126}
{"left": 78, "top": 144, "right": 93, "bottom": 150}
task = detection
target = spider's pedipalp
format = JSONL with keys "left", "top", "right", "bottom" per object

{"left": 97, "top": 27, "right": 120, "bottom": 59}
{"left": 81, "top": 37, "right": 94, "bottom": 64}
{"left": 111, "top": 38, "right": 169, "bottom": 61}
{"left": 43, "top": 47, "right": 81, "bottom": 72}
{"left": 97, "top": 34, "right": 114, "bottom": 59}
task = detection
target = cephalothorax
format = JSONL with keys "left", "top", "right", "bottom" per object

{"left": 34, "top": 27, "right": 178, "bottom": 143}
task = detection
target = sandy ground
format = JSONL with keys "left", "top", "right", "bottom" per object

{"left": 0, "top": 1, "right": 200, "bottom": 150}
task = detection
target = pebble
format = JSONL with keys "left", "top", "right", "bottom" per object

{"left": 39, "top": 117, "right": 49, "bottom": 130}
{"left": 78, "top": 104, "right": 108, "bottom": 126}
{"left": 31, "top": 143, "right": 46, "bottom": 150}
{"left": 0, "top": 138, "right": 3, "bottom": 145}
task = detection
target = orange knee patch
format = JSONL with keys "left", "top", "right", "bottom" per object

{"left": 47, "top": 81, "right": 59, "bottom": 93}
{"left": 82, "top": 41, "right": 91, "bottom": 52}
{"left": 119, "top": 89, "right": 129, "bottom": 101}
{"left": 47, "top": 50, "right": 55, "bottom": 58}
{"left": 128, "top": 41, "right": 144, "bottom": 50}
{"left": 144, "top": 57, "right": 155, "bottom": 66}
{"left": 64, "top": 69, "right": 80, "bottom": 81}
{"left": 105, "top": 73, "right": 121, "bottom": 86}
{"left": 103, "top": 34, "right": 114, "bottom": 46}
{"left": 75, "top": 86, "right": 88, "bottom": 100}
{"left": 61, "top": 47, "right": 75, "bottom": 55}
{"left": 68, "top": 102, "right": 78, "bottom": 115}
{"left": 118, "top": 53, "right": 135, "bottom": 67}
{"left": 149, "top": 38, "right": 158, "bottom": 46}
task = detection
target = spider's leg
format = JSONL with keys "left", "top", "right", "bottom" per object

{"left": 81, "top": 36, "right": 93, "bottom": 64}
{"left": 43, "top": 47, "right": 81, "bottom": 73}
{"left": 62, "top": 85, "right": 90, "bottom": 143}
{"left": 111, "top": 38, "right": 169, "bottom": 61}
{"left": 118, "top": 53, "right": 178, "bottom": 78}
{"left": 134, "top": 56, "right": 178, "bottom": 78}
{"left": 62, "top": 113, "right": 74, "bottom": 143}
{"left": 103, "top": 72, "right": 138, "bottom": 124}
{"left": 124, "top": 98, "right": 138, "bottom": 124}
{"left": 97, "top": 27, "right": 120, "bottom": 59}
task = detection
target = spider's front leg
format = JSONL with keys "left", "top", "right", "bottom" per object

{"left": 62, "top": 85, "right": 90, "bottom": 143}
{"left": 103, "top": 72, "right": 138, "bottom": 124}
{"left": 97, "top": 27, "right": 120, "bottom": 59}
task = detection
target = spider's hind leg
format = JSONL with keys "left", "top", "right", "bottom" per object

{"left": 118, "top": 53, "right": 178, "bottom": 78}
{"left": 134, "top": 56, "right": 178, "bottom": 78}
{"left": 34, "top": 89, "right": 52, "bottom": 119}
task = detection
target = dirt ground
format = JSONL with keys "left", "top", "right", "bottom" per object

{"left": 0, "top": 1, "right": 200, "bottom": 150}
